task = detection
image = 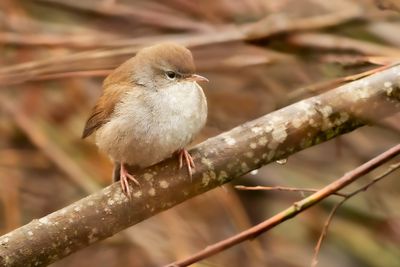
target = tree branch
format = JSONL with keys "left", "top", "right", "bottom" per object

{"left": 1, "top": 65, "right": 400, "bottom": 267}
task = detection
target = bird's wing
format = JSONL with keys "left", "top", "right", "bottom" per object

{"left": 81, "top": 84, "right": 126, "bottom": 139}
{"left": 82, "top": 55, "right": 139, "bottom": 139}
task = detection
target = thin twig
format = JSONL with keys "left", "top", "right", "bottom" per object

{"left": 235, "top": 185, "right": 348, "bottom": 197}
{"left": 311, "top": 161, "right": 400, "bottom": 267}
{"left": 167, "top": 144, "right": 400, "bottom": 267}
{"left": 311, "top": 199, "right": 344, "bottom": 267}
{"left": 31, "top": 69, "right": 112, "bottom": 81}
{"left": 288, "top": 32, "right": 400, "bottom": 56}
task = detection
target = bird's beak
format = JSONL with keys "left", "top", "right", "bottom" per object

{"left": 186, "top": 74, "right": 209, "bottom": 83}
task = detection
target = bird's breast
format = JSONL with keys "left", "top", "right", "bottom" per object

{"left": 154, "top": 82, "right": 207, "bottom": 131}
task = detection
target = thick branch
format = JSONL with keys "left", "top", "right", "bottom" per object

{"left": 1, "top": 65, "right": 400, "bottom": 266}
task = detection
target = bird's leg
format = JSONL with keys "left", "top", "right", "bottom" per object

{"left": 120, "top": 162, "right": 140, "bottom": 197}
{"left": 177, "top": 148, "right": 195, "bottom": 179}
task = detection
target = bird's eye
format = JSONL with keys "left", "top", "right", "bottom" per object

{"left": 165, "top": 71, "right": 177, "bottom": 80}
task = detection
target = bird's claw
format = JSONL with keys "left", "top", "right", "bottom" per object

{"left": 178, "top": 149, "right": 195, "bottom": 179}
{"left": 120, "top": 164, "right": 140, "bottom": 198}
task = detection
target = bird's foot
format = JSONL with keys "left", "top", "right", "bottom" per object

{"left": 178, "top": 148, "right": 195, "bottom": 179}
{"left": 120, "top": 163, "right": 140, "bottom": 197}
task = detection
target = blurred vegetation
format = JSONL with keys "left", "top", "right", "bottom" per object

{"left": 0, "top": 0, "right": 399, "bottom": 266}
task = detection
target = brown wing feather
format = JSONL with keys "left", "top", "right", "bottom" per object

{"left": 82, "top": 103, "right": 110, "bottom": 138}
{"left": 82, "top": 85, "right": 129, "bottom": 138}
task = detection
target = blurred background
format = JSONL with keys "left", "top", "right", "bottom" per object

{"left": 0, "top": 0, "right": 400, "bottom": 266}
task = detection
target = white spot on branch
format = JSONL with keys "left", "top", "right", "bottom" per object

{"left": 159, "top": 180, "right": 169, "bottom": 188}
{"left": 359, "top": 86, "right": 371, "bottom": 99}
{"left": 39, "top": 218, "right": 49, "bottom": 225}
{"left": 384, "top": 81, "right": 392, "bottom": 88}
{"left": 148, "top": 188, "right": 156, "bottom": 196}
{"left": 319, "top": 106, "right": 333, "bottom": 118}
{"left": 272, "top": 125, "right": 287, "bottom": 143}
{"left": 133, "top": 191, "right": 142, "bottom": 198}
{"left": 201, "top": 157, "right": 214, "bottom": 169}
{"left": 202, "top": 171, "right": 216, "bottom": 186}
{"left": 218, "top": 171, "right": 228, "bottom": 182}
{"left": 143, "top": 173, "right": 153, "bottom": 181}
{"left": 202, "top": 173, "right": 210, "bottom": 186}
{"left": 292, "top": 116, "right": 305, "bottom": 128}
{"left": 103, "top": 207, "right": 112, "bottom": 214}
{"left": 224, "top": 136, "right": 236, "bottom": 146}
{"left": 264, "top": 125, "right": 273, "bottom": 133}
{"left": 251, "top": 126, "right": 263, "bottom": 134}
{"left": 258, "top": 136, "right": 268, "bottom": 146}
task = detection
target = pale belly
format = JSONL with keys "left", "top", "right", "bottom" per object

{"left": 95, "top": 82, "right": 207, "bottom": 168}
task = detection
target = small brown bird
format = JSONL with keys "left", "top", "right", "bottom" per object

{"left": 82, "top": 43, "right": 208, "bottom": 196}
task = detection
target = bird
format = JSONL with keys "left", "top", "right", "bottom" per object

{"left": 82, "top": 43, "right": 208, "bottom": 196}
